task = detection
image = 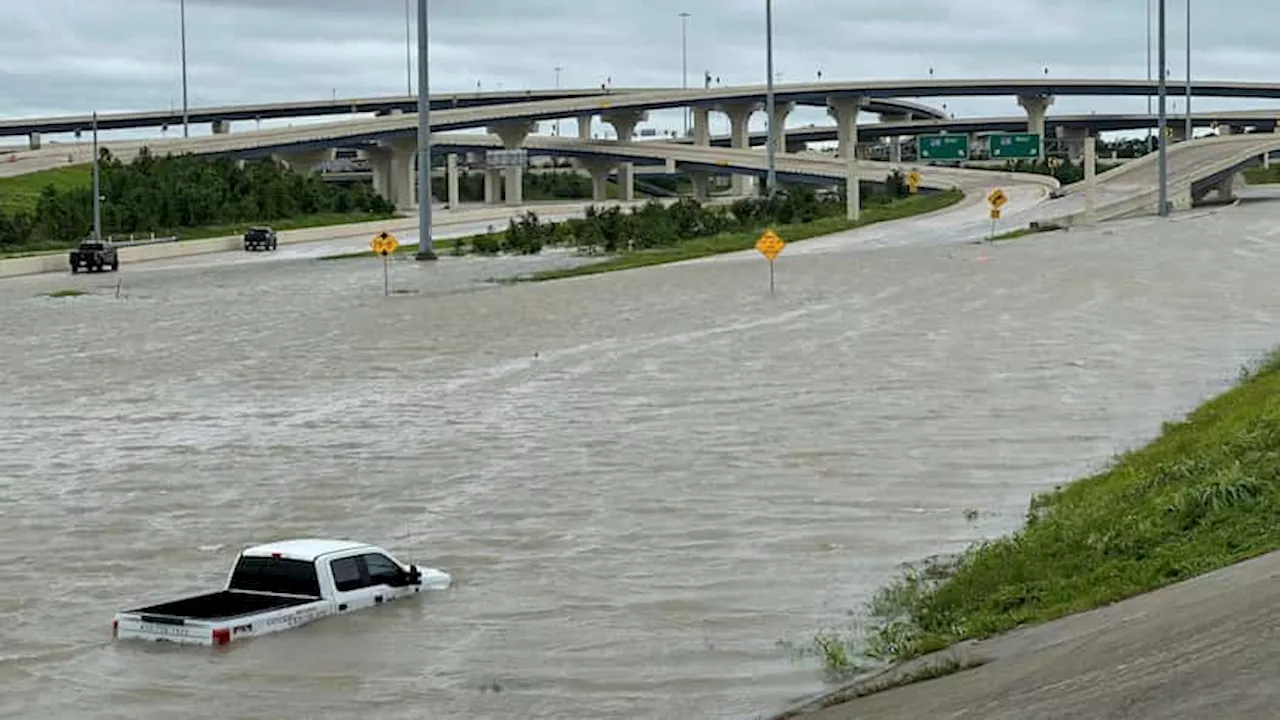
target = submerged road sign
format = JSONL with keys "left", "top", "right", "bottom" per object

{"left": 989, "top": 133, "right": 1040, "bottom": 160}
{"left": 906, "top": 170, "right": 922, "bottom": 194}
{"left": 918, "top": 134, "right": 969, "bottom": 161}
{"left": 755, "top": 229, "right": 785, "bottom": 261}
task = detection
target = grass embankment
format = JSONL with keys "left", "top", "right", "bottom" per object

{"left": 0, "top": 164, "right": 92, "bottom": 214}
{"left": 529, "top": 190, "right": 965, "bottom": 282}
{"left": 1243, "top": 166, "right": 1280, "bottom": 185}
{"left": 0, "top": 211, "right": 397, "bottom": 259}
{"left": 857, "top": 349, "right": 1280, "bottom": 665}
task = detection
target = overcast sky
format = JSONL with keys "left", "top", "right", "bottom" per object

{"left": 5, "top": 0, "right": 1280, "bottom": 139}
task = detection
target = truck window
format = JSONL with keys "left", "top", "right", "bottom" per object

{"left": 361, "top": 554, "right": 403, "bottom": 586}
{"left": 330, "top": 557, "right": 366, "bottom": 592}
{"left": 229, "top": 556, "right": 321, "bottom": 597}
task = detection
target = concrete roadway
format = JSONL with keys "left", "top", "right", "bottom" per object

{"left": 784, "top": 550, "right": 1280, "bottom": 720}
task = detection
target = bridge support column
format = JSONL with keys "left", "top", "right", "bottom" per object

{"left": 601, "top": 109, "right": 648, "bottom": 143}
{"left": 1016, "top": 94, "right": 1053, "bottom": 160}
{"left": 28, "top": 132, "right": 41, "bottom": 150}
{"left": 770, "top": 101, "right": 795, "bottom": 155}
{"left": 446, "top": 153, "right": 461, "bottom": 208}
{"left": 691, "top": 171, "right": 710, "bottom": 202}
{"left": 1059, "top": 127, "right": 1090, "bottom": 162}
{"left": 487, "top": 120, "right": 536, "bottom": 206}
{"left": 577, "top": 114, "right": 593, "bottom": 141}
{"left": 1264, "top": 152, "right": 1272, "bottom": 170}
{"left": 580, "top": 158, "right": 616, "bottom": 202}
{"left": 617, "top": 163, "right": 635, "bottom": 201}
{"left": 692, "top": 107, "right": 711, "bottom": 146}
{"left": 1084, "top": 132, "right": 1097, "bottom": 224}
{"left": 719, "top": 101, "right": 760, "bottom": 195}
{"left": 1214, "top": 173, "right": 1240, "bottom": 202}
{"left": 212, "top": 120, "right": 231, "bottom": 135}
{"left": 880, "top": 113, "right": 910, "bottom": 165}
{"left": 828, "top": 96, "right": 864, "bottom": 221}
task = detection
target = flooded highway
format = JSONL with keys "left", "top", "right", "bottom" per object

{"left": 2, "top": 200, "right": 1280, "bottom": 720}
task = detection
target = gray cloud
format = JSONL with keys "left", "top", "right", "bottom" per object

{"left": 3, "top": 0, "right": 1279, "bottom": 140}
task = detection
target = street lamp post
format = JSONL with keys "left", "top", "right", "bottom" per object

{"left": 404, "top": 0, "right": 413, "bottom": 96}
{"left": 180, "top": 0, "right": 189, "bottom": 138}
{"left": 1184, "top": 0, "right": 1192, "bottom": 141}
{"left": 554, "top": 65, "right": 563, "bottom": 135}
{"left": 1157, "top": 0, "right": 1169, "bottom": 216}
{"left": 764, "top": 0, "right": 777, "bottom": 196}
{"left": 1146, "top": 0, "right": 1152, "bottom": 152}
{"left": 92, "top": 111, "right": 102, "bottom": 242}
{"left": 415, "top": 0, "right": 436, "bottom": 260}
{"left": 680, "top": 12, "right": 691, "bottom": 137}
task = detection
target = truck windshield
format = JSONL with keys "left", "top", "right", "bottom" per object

{"left": 229, "top": 556, "right": 321, "bottom": 597}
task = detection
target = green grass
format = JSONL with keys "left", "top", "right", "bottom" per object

{"left": 859, "top": 348, "right": 1280, "bottom": 664}
{"left": 0, "top": 211, "right": 397, "bottom": 259}
{"left": 0, "top": 164, "right": 92, "bottom": 214}
{"left": 1243, "top": 166, "right": 1280, "bottom": 185}
{"left": 528, "top": 190, "right": 965, "bottom": 282}
{"left": 42, "top": 288, "right": 88, "bottom": 298}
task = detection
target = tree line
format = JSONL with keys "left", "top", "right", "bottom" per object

{"left": 462, "top": 174, "right": 914, "bottom": 256}
{"left": 0, "top": 149, "right": 393, "bottom": 252}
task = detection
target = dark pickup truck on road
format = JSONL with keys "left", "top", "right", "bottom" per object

{"left": 69, "top": 240, "right": 118, "bottom": 273}
{"left": 243, "top": 227, "right": 278, "bottom": 252}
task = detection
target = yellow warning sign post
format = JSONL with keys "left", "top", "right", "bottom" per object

{"left": 906, "top": 170, "right": 922, "bottom": 195}
{"left": 755, "top": 228, "right": 786, "bottom": 295}
{"left": 986, "top": 189, "right": 1007, "bottom": 241}
{"left": 370, "top": 232, "right": 399, "bottom": 295}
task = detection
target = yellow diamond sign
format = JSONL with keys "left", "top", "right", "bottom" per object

{"left": 987, "top": 188, "right": 1008, "bottom": 209}
{"left": 755, "top": 229, "right": 785, "bottom": 261}
{"left": 370, "top": 231, "right": 399, "bottom": 256}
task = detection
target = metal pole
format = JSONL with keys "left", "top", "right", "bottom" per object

{"left": 92, "top": 112, "right": 101, "bottom": 242}
{"left": 680, "top": 12, "right": 690, "bottom": 137}
{"left": 765, "top": 0, "right": 777, "bottom": 196}
{"left": 1146, "top": 0, "right": 1152, "bottom": 153}
{"left": 1157, "top": 0, "right": 1168, "bottom": 216}
{"left": 180, "top": 0, "right": 189, "bottom": 138}
{"left": 1184, "top": 0, "right": 1192, "bottom": 142}
{"left": 554, "top": 65, "right": 563, "bottom": 135}
{"left": 415, "top": 0, "right": 436, "bottom": 260}
{"left": 404, "top": 0, "right": 412, "bottom": 96}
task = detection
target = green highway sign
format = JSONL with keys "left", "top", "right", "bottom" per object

{"left": 989, "top": 133, "right": 1041, "bottom": 159}
{"left": 918, "top": 134, "right": 969, "bottom": 161}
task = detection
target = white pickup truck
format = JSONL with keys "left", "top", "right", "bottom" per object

{"left": 112, "top": 538, "right": 451, "bottom": 647}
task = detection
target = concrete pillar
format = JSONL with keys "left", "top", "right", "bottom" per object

{"left": 600, "top": 109, "right": 648, "bottom": 143}
{"left": 446, "top": 153, "right": 460, "bottom": 208}
{"left": 1060, "top": 127, "right": 1090, "bottom": 162}
{"left": 719, "top": 101, "right": 759, "bottom": 196}
{"left": 212, "top": 120, "right": 231, "bottom": 135}
{"left": 484, "top": 168, "right": 502, "bottom": 205}
{"left": 880, "top": 113, "right": 909, "bottom": 165}
{"left": 366, "top": 147, "right": 392, "bottom": 204}
{"left": 828, "top": 96, "right": 864, "bottom": 221}
{"left": 577, "top": 114, "right": 593, "bottom": 141}
{"left": 691, "top": 171, "right": 710, "bottom": 202}
{"left": 1016, "top": 95, "right": 1054, "bottom": 161}
{"left": 1215, "top": 173, "right": 1238, "bottom": 202}
{"left": 580, "top": 158, "right": 616, "bottom": 202}
{"left": 692, "top": 107, "right": 711, "bottom": 146}
{"left": 1264, "top": 152, "right": 1272, "bottom": 170}
{"left": 771, "top": 101, "right": 795, "bottom": 154}
{"left": 376, "top": 138, "right": 417, "bottom": 211}
{"left": 617, "top": 163, "right": 635, "bottom": 201}
{"left": 28, "top": 133, "right": 41, "bottom": 150}
{"left": 487, "top": 120, "right": 536, "bottom": 206}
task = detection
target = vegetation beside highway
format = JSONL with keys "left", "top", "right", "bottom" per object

{"left": 1242, "top": 165, "right": 1280, "bottom": 184}
{"left": 830, "top": 348, "right": 1280, "bottom": 671}
{"left": 0, "top": 150, "right": 393, "bottom": 255}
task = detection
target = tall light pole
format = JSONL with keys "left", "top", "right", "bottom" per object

{"left": 180, "top": 0, "right": 189, "bottom": 138}
{"left": 680, "top": 12, "right": 691, "bottom": 137}
{"left": 1184, "top": 0, "right": 1192, "bottom": 142}
{"left": 92, "top": 111, "right": 102, "bottom": 242}
{"left": 554, "top": 65, "right": 563, "bottom": 136}
{"left": 764, "top": 0, "right": 777, "bottom": 196}
{"left": 1146, "top": 0, "right": 1152, "bottom": 152}
{"left": 404, "top": 0, "right": 413, "bottom": 96}
{"left": 1157, "top": 0, "right": 1169, "bottom": 216}
{"left": 415, "top": 0, "right": 436, "bottom": 260}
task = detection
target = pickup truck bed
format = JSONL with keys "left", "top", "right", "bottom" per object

{"left": 130, "top": 590, "right": 317, "bottom": 621}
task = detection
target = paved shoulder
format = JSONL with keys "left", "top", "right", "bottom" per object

{"left": 802, "top": 551, "right": 1280, "bottom": 720}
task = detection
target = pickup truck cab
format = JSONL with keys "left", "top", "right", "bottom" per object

{"left": 113, "top": 539, "right": 451, "bottom": 647}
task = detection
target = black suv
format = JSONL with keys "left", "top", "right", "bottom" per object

{"left": 243, "top": 227, "right": 278, "bottom": 252}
